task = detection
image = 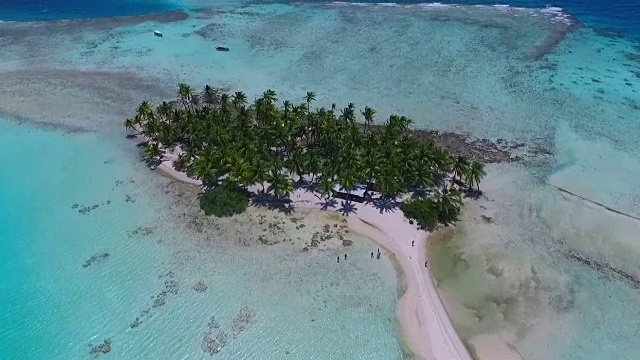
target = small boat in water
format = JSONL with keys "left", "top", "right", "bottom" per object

{"left": 216, "top": 46, "right": 230, "bottom": 52}
{"left": 154, "top": 30, "right": 163, "bottom": 37}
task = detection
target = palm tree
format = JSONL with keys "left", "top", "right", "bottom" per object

{"left": 141, "top": 141, "right": 163, "bottom": 164}
{"left": 262, "top": 89, "right": 277, "bottom": 105}
{"left": 361, "top": 106, "right": 376, "bottom": 133}
{"left": 228, "top": 156, "right": 253, "bottom": 188}
{"left": 158, "top": 102, "right": 172, "bottom": 122}
{"left": 376, "top": 165, "right": 403, "bottom": 197}
{"left": 303, "top": 149, "right": 322, "bottom": 182}
{"left": 340, "top": 103, "right": 356, "bottom": 123}
{"left": 305, "top": 91, "right": 316, "bottom": 116}
{"left": 452, "top": 156, "right": 470, "bottom": 183}
{"left": 434, "top": 186, "right": 462, "bottom": 224}
{"left": 465, "top": 161, "right": 486, "bottom": 192}
{"left": 232, "top": 91, "right": 247, "bottom": 112}
{"left": 266, "top": 168, "right": 293, "bottom": 200}
{"left": 316, "top": 175, "right": 334, "bottom": 200}
{"left": 362, "top": 149, "right": 379, "bottom": 189}
{"left": 136, "top": 101, "right": 154, "bottom": 125}
{"left": 191, "top": 153, "right": 213, "bottom": 182}
{"left": 124, "top": 118, "right": 136, "bottom": 132}
{"left": 202, "top": 85, "right": 217, "bottom": 106}
{"left": 432, "top": 146, "right": 452, "bottom": 175}
{"left": 285, "top": 149, "right": 307, "bottom": 183}
{"left": 178, "top": 83, "right": 196, "bottom": 110}
{"left": 252, "top": 156, "right": 269, "bottom": 192}
{"left": 412, "top": 159, "right": 434, "bottom": 190}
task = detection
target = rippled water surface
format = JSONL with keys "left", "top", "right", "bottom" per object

{"left": 0, "top": 0, "right": 639, "bottom": 359}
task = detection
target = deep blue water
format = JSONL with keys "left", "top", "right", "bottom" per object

{"left": 440, "top": 0, "right": 640, "bottom": 39}
{"left": 296, "top": 0, "right": 640, "bottom": 39}
{"left": 340, "top": 0, "right": 640, "bottom": 39}
{"left": 0, "top": 0, "right": 177, "bottom": 21}
{"left": 1, "top": 0, "right": 639, "bottom": 40}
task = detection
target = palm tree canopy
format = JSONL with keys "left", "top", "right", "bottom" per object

{"left": 126, "top": 84, "right": 481, "bottom": 228}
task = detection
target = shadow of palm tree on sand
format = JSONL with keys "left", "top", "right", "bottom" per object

{"left": 250, "top": 190, "right": 294, "bottom": 214}
{"left": 316, "top": 197, "right": 338, "bottom": 211}
{"left": 369, "top": 195, "right": 399, "bottom": 214}
{"left": 337, "top": 200, "right": 358, "bottom": 216}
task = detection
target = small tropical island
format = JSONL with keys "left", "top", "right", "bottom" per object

{"left": 125, "top": 84, "right": 485, "bottom": 228}
{"left": 124, "top": 84, "right": 491, "bottom": 360}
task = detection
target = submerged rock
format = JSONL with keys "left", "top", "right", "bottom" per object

{"left": 193, "top": 280, "right": 208, "bottom": 293}
{"left": 202, "top": 316, "right": 228, "bottom": 355}
{"left": 82, "top": 252, "right": 110, "bottom": 268}
{"left": 152, "top": 291, "right": 167, "bottom": 308}
{"left": 231, "top": 306, "right": 256, "bottom": 338}
{"left": 480, "top": 215, "right": 494, "bottom": 224}
{"left": 565, "top": 251, "right": 640, "bottom": 290}
{"left": 89, "top": 339, "right": 111, "bottom": 357}
{"left": 130, "top": 317, "right": 143, "bottom": 329}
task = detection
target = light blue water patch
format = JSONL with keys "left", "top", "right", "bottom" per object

{"left": 0, "top": 118, "right": 404, "bottom": 359}
{"left": 559, "top": 264, "right": 640, "bottom": 360}
{"left": 0, "top": 119, "right": 170, "bottom": 358}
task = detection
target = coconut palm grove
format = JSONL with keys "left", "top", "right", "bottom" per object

{"left": 124, "top": 84, "right": 485, "bottom": 229}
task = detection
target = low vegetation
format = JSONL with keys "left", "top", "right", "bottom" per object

{"left": 199, "top": 183, "right": 249, "bottom": 217}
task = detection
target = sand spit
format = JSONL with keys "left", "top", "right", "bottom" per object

{"left": 292, "top": 190, "right": 472, "bottom": 360}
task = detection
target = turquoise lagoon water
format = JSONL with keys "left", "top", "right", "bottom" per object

{"left": 1, "top": 0, "right": 640, "bottom": 359}
{"left": 0, "top": 119, "right": 403, "bottom": 359}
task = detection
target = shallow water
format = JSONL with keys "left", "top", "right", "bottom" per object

{"left": 1, "top": 0, "right": 639, "bottom": 359}
{"left": 0, "top": 119, "right": 403, "bottom": 359}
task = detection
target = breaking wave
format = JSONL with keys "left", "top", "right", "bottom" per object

{"left": 325, "top": 2, "right": 575, "bottom": 25}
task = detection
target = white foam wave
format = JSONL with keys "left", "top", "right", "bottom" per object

{"left": 324, "top": 2, "right": 575, "bottom": 26}
{"left": 419, "top": 2, "right": 451, "bottom": 8}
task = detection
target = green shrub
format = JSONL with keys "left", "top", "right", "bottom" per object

{"left": 400, "top": 198, "right": 439, "bottom": 231}
{"left": 199, "top": 183, "right": 249, "bottom": 217}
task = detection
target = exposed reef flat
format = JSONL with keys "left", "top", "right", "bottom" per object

{"left": 0, "top": 69, "right": 171, "bottom": 131}
{"left": 367, "top": 124, "right": 550, "bottom": 164}
{"left": 565, "top": 251, "right": 640, "bottom": 290}
{"left": 0, "top": 11, "right": 188, "bottom": 32}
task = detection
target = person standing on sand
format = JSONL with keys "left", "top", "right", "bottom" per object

{"left": 425, "top": 261, "right": 428, "bottom": 268}
{"left": 344, "top": 254, "right": 347, "bottom": 260}
{"left": 412, "top": 240, "right": 414, "bottom": 247}
{"left": 337, "top": 256, "right": 340, "bottom": 263}
{"left": 371, "top": 251, "right": 374, "bottom": 258}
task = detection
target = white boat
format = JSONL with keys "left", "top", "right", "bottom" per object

{"left": 153, "top": 30, "right": 163, "bottom": 37}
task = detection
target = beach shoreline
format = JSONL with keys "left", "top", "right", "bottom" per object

{"left": 151, "top": 151, "right": 476, "bottom": 360}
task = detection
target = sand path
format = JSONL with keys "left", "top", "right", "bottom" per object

{"left": 291, "top": 190, "right": 471, "bottom": 360}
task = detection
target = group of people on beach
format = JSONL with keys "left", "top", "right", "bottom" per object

{"left": 336, "top": 243, "right": 428, "bottom": 268}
